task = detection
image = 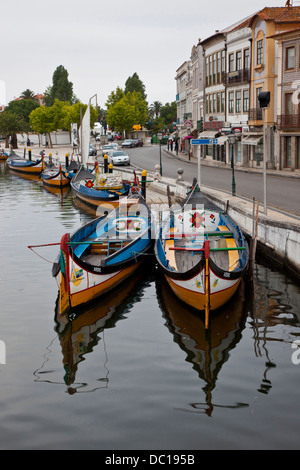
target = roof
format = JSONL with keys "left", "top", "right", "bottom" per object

{"left": 249, "top": 6, "right": 300, "bottom": 27}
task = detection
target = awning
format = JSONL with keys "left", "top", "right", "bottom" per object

{"left": 242, "top": 134, "right": 263, "bottom": 146}
{"left": 198, "top": 131, "right": 218, "bottom": 139}
{"left": 216, "top": 136, "right": 228, "bottom": 145}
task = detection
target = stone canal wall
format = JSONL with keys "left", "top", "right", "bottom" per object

{"left": 148, "top": 176, "right": 300, "bottom": 281}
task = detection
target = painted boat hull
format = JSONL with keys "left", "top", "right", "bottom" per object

{"left": 53, "top": 194, "right": 152, "bottom": 314}
{"left": 7, "top": 156, "right": 45, "bottom": 174}
{"left": 71, "top": 174, "right": 130, "bottom": 209}
{"left": 154, "top": 185, "right": 249, "bottom": 327}
{"left": 41, "top": 167, "right": 70, "bottom": 188}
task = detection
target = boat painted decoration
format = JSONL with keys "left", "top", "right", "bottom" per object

{"left": 52, "top": 190, "right": 152, "bottom": 315}
{"left": 154, "top": 184, "right": 249, "bottom": 328}
{"left": 7, "top": 155, "right": 45, "bottom": 174}
{"left": 41, "top": 164, "right": 71, "bottom": 188}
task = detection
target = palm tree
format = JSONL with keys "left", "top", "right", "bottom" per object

{"left": 149, "top": 101, "right": 162, "bottom": 119}
{"left": 0, "top": 110, "right": 29, "bottom": 148}
{"left": 20, "top": 89, "right": 36, "bottom": 100}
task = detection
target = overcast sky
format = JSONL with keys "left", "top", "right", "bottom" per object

{"left": 1, "top": 0, "right": 288, "bottom": 108}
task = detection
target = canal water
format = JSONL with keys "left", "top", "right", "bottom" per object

{"left": 0, "top": 161, "right": 300, "bottom": 450}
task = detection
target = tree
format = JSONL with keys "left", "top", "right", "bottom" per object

{"left": 125, "top": 73, "right": 147, "bottom": 101}
{"left": 29, "top": 99, "right": 98, "bottom": 147}
{"left": 44, "top": 65, "right": 74, "bottom": 106}
{"left": 160, "top": 102, "right": 177, "bottom": 131}
{"left": 0, "top": 110, "right": 29, "bottom": 148}
{"left": 6, "top": 98, "right": 40, "bottom": 125}
{"left": 20, "top": 89, "right": 37, "bottom": 100}
{"left": 106, "top": 91, "right": 147, "bottom": 134}
{"left": 63, "top": 102, "right": 98, "bottom": 131}
{"left": 148, "top": 101, "right": 163, "bottom": 120}
{"left": 105, "top": 87, "right": 125, "bottom": 109}
{"left": 29, "top": 99, "right": 69, "bottom": 147}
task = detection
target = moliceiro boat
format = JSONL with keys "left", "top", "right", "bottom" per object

{"left": 41, "top": 164, "right": 71, "bottom": 188}
{"left": 52, "top": 189, "right": 152, "bottom": 315}
{"left": 71, "top": 164, "right": 130, "bottom": 209}
{"left": 7, "top": 155, "right": 45, "bottom": 174}
{"left": 154, "top": 184, "right": 249, "bottom": 328}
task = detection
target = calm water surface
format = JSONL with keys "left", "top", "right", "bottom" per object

{"left": 0, "top": 161, "right": 300, "bottom": 450}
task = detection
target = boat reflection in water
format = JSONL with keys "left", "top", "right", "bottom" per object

{"left": 54, "top": 266, "right": 151, "bottom": 393}
{"left": 156, "top": 272, "right": 248, "bottom": 417}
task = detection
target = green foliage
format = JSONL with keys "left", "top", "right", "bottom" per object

{"left": 105, "top": 87, "right": 125, "bottom": 109}
{"left": 106, "top": 91, "right": 147, "bottom": 133}
{"left": 44, "top": 65, "right": 74, "bottom": 106}
{"left": 125, "top": 73, "right": 147, "bottom": 101}
{"left": 6, "top": 99, "right": 40, "bottom": 124}
{"left": 63, "top": 102, "right": 98, "bottom": 130}
{"left": 0, "top": 110, "right": 29, "bottom": 148}
{"left": 29, "top": 99, "right": 98, "bottom": 135}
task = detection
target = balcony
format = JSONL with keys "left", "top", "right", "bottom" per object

{"left": 248, "top": 108, "right": 263, "bottom": 122}
{"left": 277, "top": 115, "right": 300, "bottom": 131}
{"left": 226, "top": 69, "right": 250, "bottom": 86}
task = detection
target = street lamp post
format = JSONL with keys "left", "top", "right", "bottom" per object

{"left": 228, "top": 133, "right": 236, "bottom": 196}
{"left": 157, "top": 132, "right": 163, "bottom": 176}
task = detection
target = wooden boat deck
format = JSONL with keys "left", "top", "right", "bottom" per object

{"left": 165, "top": 225, "right": 239, "bottom": 273}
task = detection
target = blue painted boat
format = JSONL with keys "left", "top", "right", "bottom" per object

{"left": 53, "top": 188, "right": 152, "bottom": 314}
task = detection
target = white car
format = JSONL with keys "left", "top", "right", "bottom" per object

{"left": 102, "top": 143, "right": 119, "bottom": 155}
{"left": 108, "top": 150, "right": 130, "bottom": 166}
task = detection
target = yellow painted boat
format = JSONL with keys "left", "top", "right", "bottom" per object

{"left": 70, "top": 166, "right": 131, "bottom": 210}
{"left": 154, "top": 183, "right": 249, "bottom": 328}
{"left": 7, "top": 155, "right": 45, "bottom": 174}
{"left": 52, "top": 189, "right": 152, "bottom": 315}
{"left": 41, "top": 165, "right": 70, "bottom": 188}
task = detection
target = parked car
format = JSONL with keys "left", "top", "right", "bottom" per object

{"left": 102, "top": 143, "right": 119, "bottom": 155}
{"left": 89, "top": 144, "right": 97, "bottom": 156}
{"left": 107, "top": 150, "right": 130, "bottom": 166}
{"left": 122, "top": 139, "right": 135, "bottom": 148}
{"left": 113, "top": 135, "right": 122, "bottom": 141}
{"left": 133, "top": 139, "right": 143, "bottom": 147}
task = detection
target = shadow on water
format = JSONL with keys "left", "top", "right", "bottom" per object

{"left": 50, "top": 261, "right": 155, "bottom": 394}
{"left": 156, "top": 270, "right": 249, "bottom": 417}
{"left": 246, "top": 262, "right": 300, "bottom": 396}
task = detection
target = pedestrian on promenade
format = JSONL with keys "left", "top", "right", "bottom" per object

{"left": 170, "top": 139, "right": 173, "bottom": 151}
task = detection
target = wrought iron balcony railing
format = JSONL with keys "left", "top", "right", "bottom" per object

{"left": 277, "top": 115, "right": 300, "bottom": 130}
{"left": 248, "top": 108, "right": 263, "bottom": 121}
{"left": 226, "top": 69, "right": 250, "bottom": 85}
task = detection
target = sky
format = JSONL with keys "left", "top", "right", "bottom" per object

{"left": 0, "top": 0, "right": 290, "bottom": 109}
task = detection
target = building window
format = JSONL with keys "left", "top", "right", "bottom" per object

{"left": 229, "top": 53, "right": 234, "bottom": 72}
{"left": 285, "top": 136, "right": 292, "bottom": 168}
{"left": 285, "top": 93, "right": 293, "bottom": 115}
{"left": 236, "top": 91, "right": 241, "bottom": 113}
{"left": 217, "top": 92, "right": 220, "bottom": 113}
{"left": 244, "top": 48, "right": 250, "bottom": 69}
{"left": 286, "top": 47, "right": 295, "bottom": 70}
{"left": 213, "top": 93, "right": 217, "bottom": 113}
{"left": 206, "top": 95, "right": 209, "bottom": 113}
{"left": 213, "top": 54, "right": 216, "bottom": 84}
{"left": 206, "top": 57, "right": 209, "bottom": 86}
{"left": 209, "top": 94, "right": 213, "bottom": 114}
{"left": 236, "top": 51, "right": 242, "bottom": 71}
{"left": 217, "top": 52, "right": 221, "bottom": 82}
{"left": 221, "top": 92, "right": 225, "bottom": 112}
{"left": 257, "top": 39, "right": 263, "bottom": 65}
{"left": 221, "top": 50, "right": 226, "bottom": 73}
{"left": 229, "top": 92, "right": 234, "bottom": 113}
{"left": 243, "top": 89, "right": 249, "bottom": 112}
{"left": 256, "top": 87, "right": 263, "bottom": 108}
